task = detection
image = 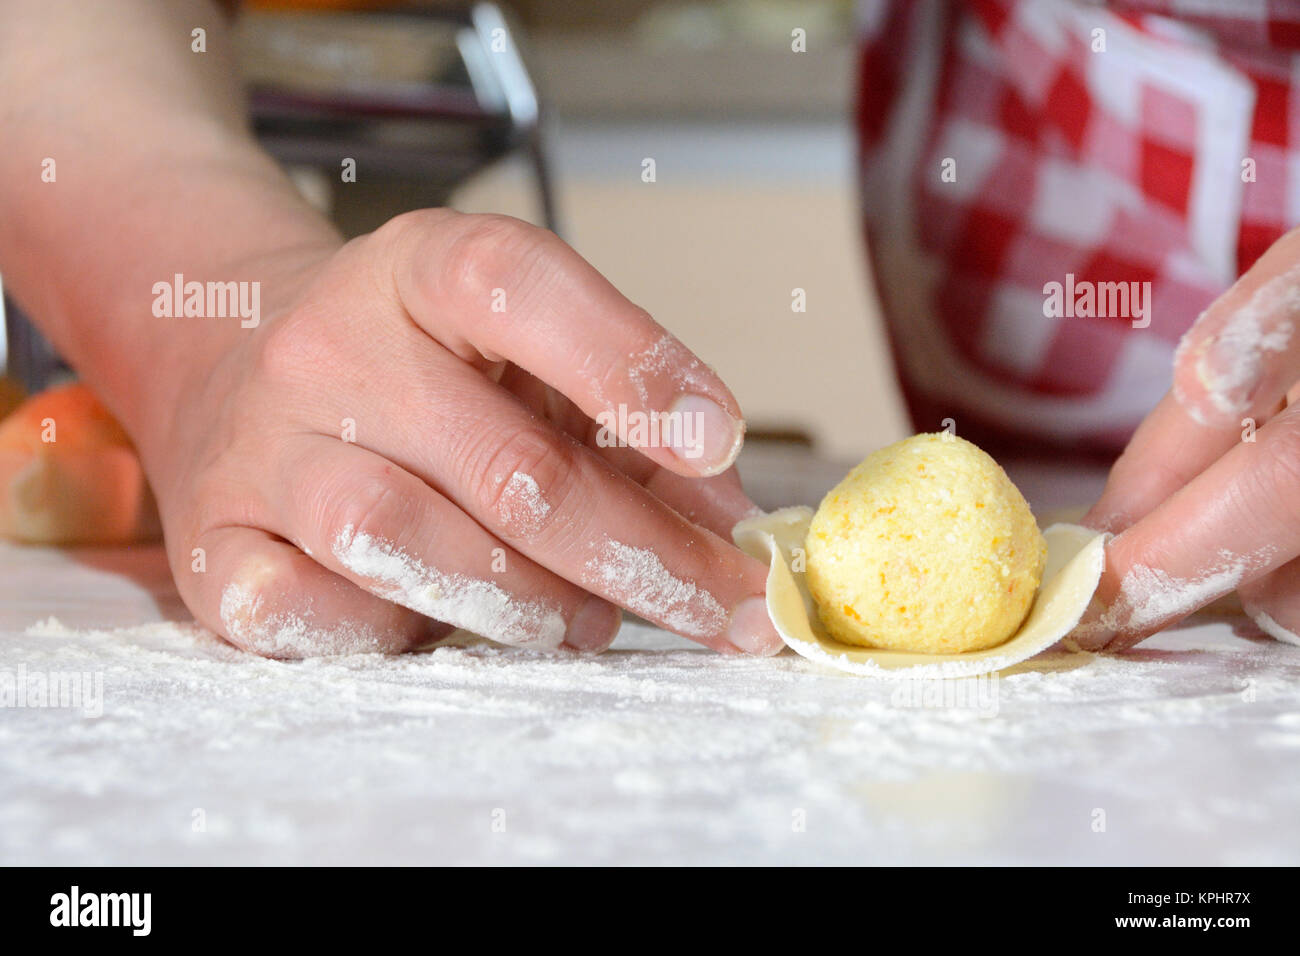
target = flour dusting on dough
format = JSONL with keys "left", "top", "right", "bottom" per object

{"left": 333, "top": 526, "right": 565, "bottom": 649}
{"left": 585, "top": 537, "right": 727, "bottom": 638}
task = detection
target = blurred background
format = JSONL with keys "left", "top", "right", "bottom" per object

{"left": 236, "top": 0, "right": 909, "bottom": 483}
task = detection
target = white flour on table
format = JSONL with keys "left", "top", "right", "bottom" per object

{"left": 4, "top": 602, "right": 1299, "bottom": 865}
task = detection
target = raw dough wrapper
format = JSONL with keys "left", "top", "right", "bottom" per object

{"left": 733, "top": 507, "right": 1106, "bottom": 678}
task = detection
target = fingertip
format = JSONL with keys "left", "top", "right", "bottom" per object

{"left": 1065, "top": 597, "right": 1114, "bottom": 651}
{"left": 726, "top": 595, "right": 785, "bottom": 656}
{"left": 1100, "top": 630, "right": 1147, "bottom": 653}
{"left": 1171, "top": 269, "right": 1297, "bottom": 429}
{"left": 1247, "top": 607, "right": 1300, "bottom": 647}
{"left": 563, "top": 595, "right": 622, "bottom": 653}
{"left": 665, "top": 393, "right": 746, "bottom": 477}
{"left": 210, "top": 532, "right": 424, "bottom": 658}
{"left": 1171, "top": 328, "right": 1237, "bottom": 428}
{"left": 1078, "top": 504, "right": 1126, "bottom": 534}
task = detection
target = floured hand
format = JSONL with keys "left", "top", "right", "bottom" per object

{"left": 139, "top": 210, "right": 783, "bottom": 658}
{"left": 1080, "top": 227, "right": 1300, "bottom": 650}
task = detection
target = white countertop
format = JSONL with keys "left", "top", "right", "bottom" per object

{"left": 2, "top": 457, "right": 1298, "bottom": 865}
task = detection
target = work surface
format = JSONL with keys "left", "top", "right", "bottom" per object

{"left": 2, "top": 457, "right": 1299, "bottom": 865}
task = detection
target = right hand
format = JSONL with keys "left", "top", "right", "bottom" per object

{"left": 1079, "top": 226, "right": 1300, "bottom": 650}
{"left": 136, "top": 210, "right": 784, "bottom": 658}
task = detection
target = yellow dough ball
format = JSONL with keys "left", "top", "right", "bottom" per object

{"left": 804, "top": 434, "right": 1046, "bottom": 654}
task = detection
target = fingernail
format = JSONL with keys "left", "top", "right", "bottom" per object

{"left": 727, "top": 596, "right": 784, "bottom": 656}
{"left": 565, "top": 596, "right": 622, "bottom": 652}
{"left": 1193, "top": 331, "right": 1265, "bottom": 419}
{"left": 1245, "top": 605, "right": 1300, "bottom": 646}
{"left": 666, "top": 394, "right": 745, "bottom": 476}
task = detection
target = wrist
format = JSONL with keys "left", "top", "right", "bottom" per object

{"left": 4, "top": 137, "right": 341, "bottom": 458}
{"left": 118, "top": 231, "right": 341, "bottom": 469}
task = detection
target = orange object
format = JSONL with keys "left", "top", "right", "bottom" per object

{"left": 0, "top": 384, "right": 160, "bottom": 545}
{"left": 0, "top": 383, "right": 132, "bottom": 453}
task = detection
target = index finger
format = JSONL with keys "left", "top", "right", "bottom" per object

{"left": 333, "top": 333, "right": 784, "bottom": 657}
{"left": 1087, "top": 233, "right": 1300, "bottom": 532}
{"left": 389, "top": 210, "right": 747, "bottom": 479}
{"left": 1171, "top": 226, "right": 1300, "bottom": 429}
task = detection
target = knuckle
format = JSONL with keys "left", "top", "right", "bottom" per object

{"left": 436, "top": 213, "right": 551, "bottom": 307}
{"left": 317, "top": 464, "right": 411, "bottom": 557}
{"left": 571, "top": 341, "right": 624, "bottom": 409}
{"left": 1227, "top": 410, "right": 1300, "bottom": 537}
{"left": 254, "top": 309, "right": 331, "bottom": 385}
{"left": 467, "top": 423, "right": 580, "bottom": 539}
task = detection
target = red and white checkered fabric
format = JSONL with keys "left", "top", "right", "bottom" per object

{"left": 857, "top": 0, "right": 1300, "bottom": 454}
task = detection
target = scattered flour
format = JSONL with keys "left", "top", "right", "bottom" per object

{"left": 333, "top": 525, "right": 565, "bottom": 649}
{"left": 496, "top": 471, "right": 551, "bottom": 533}
{"left": 7, "top": 465, "right": 1300, "bottom": 865}
{"left": 626, "top": 333, "right": 717, "bottom": 407}
{"left": 7, "top": 608, "right": 1300, "bottom": 865}
{"left": 584, "top": 537, "right": 728, "bottom": 638}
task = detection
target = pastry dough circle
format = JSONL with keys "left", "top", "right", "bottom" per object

{"left": 733, "top": 510, "right": 1106, "bottom": 679}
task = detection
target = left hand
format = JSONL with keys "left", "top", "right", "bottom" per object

{"left": 1078, "top": 227, "right": 1300, "bottom": 650}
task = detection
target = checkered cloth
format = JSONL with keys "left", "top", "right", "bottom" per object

{"left": 857, "top": 0, "right": 1300, "bottom": 453}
